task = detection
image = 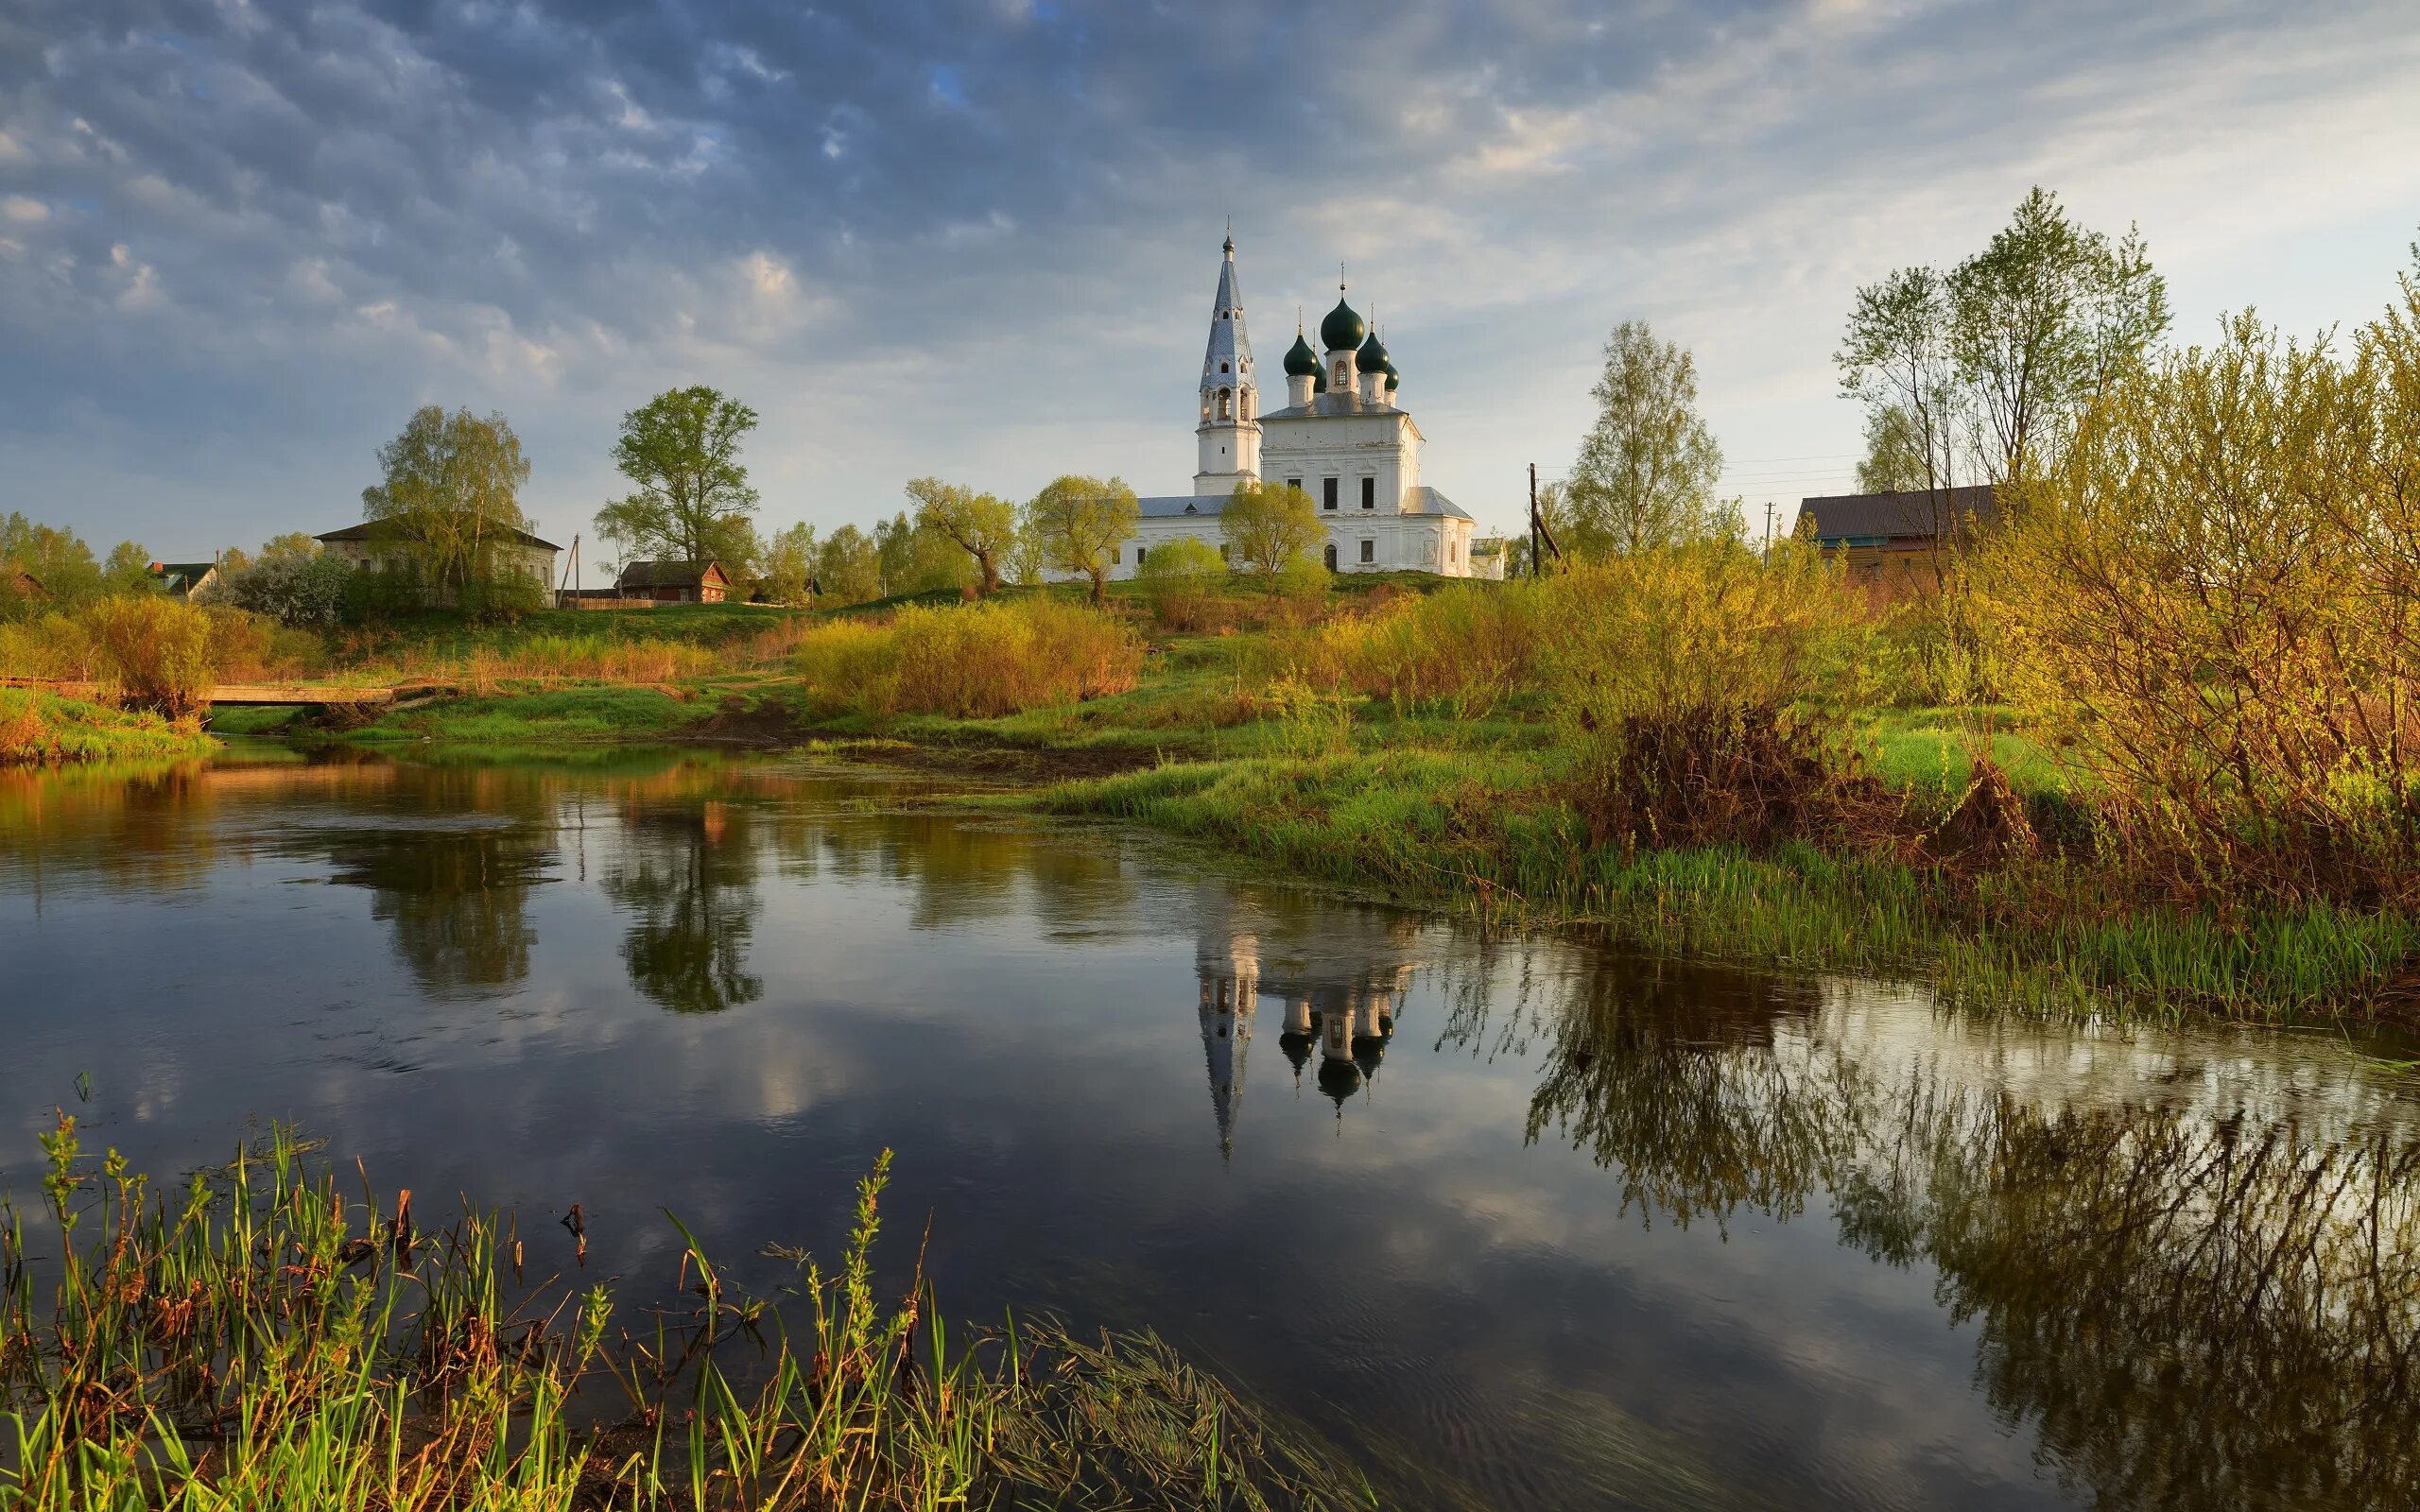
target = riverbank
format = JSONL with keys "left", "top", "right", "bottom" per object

{"left": 0, "top": 1119, "right": 1369, "bottom": 1510}
{"left": 207, "top": 587, "right": 2420, "bottom": 1024}
{"left": 0, "top": 687, "right": 217, "bottom": 765}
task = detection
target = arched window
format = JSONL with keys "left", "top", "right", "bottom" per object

{"left": 1322, "top": 542, "right": 1338, "bottom": 570}
{"left": 1217, "top": 388, "right": 1232, "bottom": 421}
{"left": 1333, "top": 359, "right": 1349, "bottom": 387}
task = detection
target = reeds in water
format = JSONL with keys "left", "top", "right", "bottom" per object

{"left": 0, "top": 1120, "right": 1369, "bottom": 1510}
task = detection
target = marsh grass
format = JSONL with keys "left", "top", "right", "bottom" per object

{"left": 0, "top": 689, "right": 215, "bottom": 766}
{"left": 0, "top": 1120, "right": 1370, "bottom": 1511}
{"left": 795, "top": 598, "right": 1143, "bottom": 719}
{"left": 1042, "top": 754, "right": 2417, "bottom": 1021}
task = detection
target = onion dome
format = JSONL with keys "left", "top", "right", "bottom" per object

{"left": 1319, "top": 296, "right": 1366, "bottom": 352}
{"left": 1357, "top": 331, "right": 1390, "bottom": 377}
{"left": 1313, "top": 368, "right": 1328, "bottom": 394}
{"left": 1383, "top": 359, "right": 1399, "bottom": 393}
{"left": 1283, "top": 329, "right": 1321, "bottom": 377}
{"left": 1316, "top": 1057, "right": 1362, "bottom": 1107}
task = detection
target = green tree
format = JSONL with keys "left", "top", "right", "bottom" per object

{"left": 1838, "top": 266, "right": 1967, "bottom": 494}
{"left": 1854, "top": 404, "right": 1933, "bottom": 492}
{"left": 360, "top": 404, "right": 532, "bottom": 593}
{"left": 761, "top": 522, "right": 818, "bottom": 606}
{"left": 1567, "top": 320, "right": 1727, "bottom": 554}
{"left": 873, "top": 511, "right": 972, "bottom": 597}
{"left": 906, "top": 476, "right": 1017, "bottom": 594}
{"left": 1219, "top": 481, "right": 1322, "bottom": 586}
{"left": 0, "top": 513, "right": 104, "bottom": 611}
{"left": 596, "top": 386, "right": 761, "bottom": 569}
{"left": 1030, "top": 473, "right": 1141, "bottom": 604}
{"left": 815, "top": 523, "right": 884, "bottom": 605}
{"left": 101, "top": 541, "right": 156, "bottom": 595}
{"left": 1949, "top": 187, "right": 2169, "bottom": 482}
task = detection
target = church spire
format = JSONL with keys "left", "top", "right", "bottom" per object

{"left": 1194, "top": 231, "right": 1261, "bottom": 496}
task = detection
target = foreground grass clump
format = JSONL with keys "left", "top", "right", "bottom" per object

{"left": 0, "top": 1119, "right": 1369, "bottom": 1510}
{"left": 1043, "top": 754, "right": 2419, "bottom": 1021}
{"left": 796, "top": 596, "right": 1143, "bottom": 719}
{"left": 0, "top": 689, "right": 216, "bottom": 765}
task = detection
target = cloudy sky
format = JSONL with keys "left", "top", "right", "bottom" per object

{"left": 5, "top": 0, "right": 2418, "bottom": 561}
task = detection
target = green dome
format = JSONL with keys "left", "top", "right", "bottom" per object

{"left": 1312, "top": 369, "right": 1328, "bottom": 394}
{"left": 1383, "top": 358, "right": 1399, "bottom": 392}
{"left": 1283, "top": 331, "right": 1321, "bottom": 377}
{"left": 1357, "top": 332, "right": 1390, "bottom": 374}
{"left": 1319, "top": 297, "right": 1366, "bottom": 352}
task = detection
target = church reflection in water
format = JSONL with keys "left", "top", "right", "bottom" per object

{"left": 1192, "top": 893, "right": 1425, "bottom": 1156}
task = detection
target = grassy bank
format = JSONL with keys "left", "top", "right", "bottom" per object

{"left": 1, "top": 1118, "right": 1369, "bottom": 1510}
{"left": 0, "top": 688, "right": 217, "bottom": 765}
{"left": 1034, "top": 752, "right": 2416, "bottom": 1022}
{"left": 220, "top": 581, "right": 2419, "bottom": 1022}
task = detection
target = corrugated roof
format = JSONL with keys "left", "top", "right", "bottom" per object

{"left": 1795, "top": 485, "right": 1997, "bottom": 541}
{"left": 317, "top": 519, "right": 562, "bottom": 552}
{"left": 616, "top": 558, "right": 729, "bottom": 589}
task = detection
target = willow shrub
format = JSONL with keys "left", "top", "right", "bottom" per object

{"left": 795, "top": 595, "right": 1143, "bottom": 718}
{"left": 1989, "top": 305, "right": 2420, "bottom": 907}
{"left": 1133, "top": 536, "right": 1227, "bottom": 630}
{"left": 78, "top": 595, "right": 217, "bottom": 719}
{"left": 1534, "top": 539, "right": 1873, "bottom": 850}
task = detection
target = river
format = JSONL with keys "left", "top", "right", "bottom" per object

{"left": 2, "top": 746, "right": 2414, "bottom": 1510}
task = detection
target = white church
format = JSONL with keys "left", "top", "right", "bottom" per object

{"left": 1102, "top": 235, "right": 1494, "bottom": 579}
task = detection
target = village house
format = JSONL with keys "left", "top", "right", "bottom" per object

{"left": 615, "top": 559, "right": 731, "bottom": 604}
{"left": 147, "top": 561, "right": 220, "bottom": 600}
{"left": 1795, "top": 485, "right": 1998, "bottom": 595}
{"left": 313, "top": 520, "right": 562, "bottom": 589}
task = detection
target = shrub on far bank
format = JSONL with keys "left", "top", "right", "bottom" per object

{"left": 1134, "top": 537, "right": 1227, "bottom": 629}
{"left": 81, "top": 594, "right": 216, "bottom": 719}
{"left": 796, "top": 596, "right": 1143, "bottom": 718}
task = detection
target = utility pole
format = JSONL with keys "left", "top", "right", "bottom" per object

{"left": 1762, "top": 502, "right": 1775, "bottom": 564}
{"left": 1528, "top": 463, "right": 1540, "bottom": 578}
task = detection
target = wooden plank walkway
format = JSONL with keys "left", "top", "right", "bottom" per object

{"left": 3, "top": 678, "right": 409, "bottom": 707}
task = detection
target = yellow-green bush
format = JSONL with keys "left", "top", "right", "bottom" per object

{"left": 1535, "top": 539, "right": 1872, "bottom": 848}
{"left": 79, "top": 595, "right": 216, "bottom": 718}
{"left": 795, "top": 596, "right": 1143, "bottom": 717}
{"left": 1134, "top": 537, "right": 1227, "bottom": 629}
{"left": 1988, "top": 308, "right": 2420, "bottom": 905}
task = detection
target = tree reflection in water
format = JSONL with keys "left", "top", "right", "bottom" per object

{"left": 1419, "top": 950, "right": 2420, "bottom": 1510}
{"left": 599, "top": 797, "right": 764, "bottom": 1013}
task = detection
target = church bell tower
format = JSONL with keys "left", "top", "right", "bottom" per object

{"left": 1194, "top": 233, "right": 1261, "bottom": 497}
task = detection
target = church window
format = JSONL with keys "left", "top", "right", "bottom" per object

{"left": 1217, "top": 388, "right": 1232, "bottom": 421}
{"left": 1334, "top": 359, "right": 1349, "bottom": 387}
{"left": 1219, "top": 361, "right": 1229, "bottom": 372}
{"left": 1359, "top": 477, "right": 1374, "bottom": 510}
{"left": 1323, "top": 542, "right": 1338, "bottom": 570}
{"left": 1359, "top": 539, "right": 1374, "bottom": 564}
{"left": 1322, "top": 478, "right": 1338, "bottom": 511}
{"left": 1136, "top": 546, "right": 1148, "bottom": 566}
{"left": 1286, "top": 477, "right": 1302, "bottom": 493}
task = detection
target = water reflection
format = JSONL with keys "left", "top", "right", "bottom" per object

{"left": 5, "top": 751, "right": 2419, "bottom": 1511}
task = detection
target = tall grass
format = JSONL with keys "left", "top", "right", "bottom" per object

{"left": 795, "top": 597, "right": 1143, "bottom": 719}
{"left": 1042, "top": 753, "right": 2418, "bottom": 1021}
{"left": 0, "top": 689, "right": 216, "bottom": 765}
{"left": 0, "top": 1120, "right": 1370, "bottom": 1510}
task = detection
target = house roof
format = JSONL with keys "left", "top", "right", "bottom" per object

{"left": 616, "top": 558, "right": 729, "bottom": 589}
{"left": 316, "top": 519, "right": 562, "bottom": 552}
{"left": 149, "top": 562, "right": 217, "bottom": 593}
{"left": 1796, "top": 485, "right": 1998, "bottom": 541}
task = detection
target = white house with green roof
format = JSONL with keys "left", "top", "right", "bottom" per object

{"left": 1103, "top": 235, "right": 1490, "bottom": 580}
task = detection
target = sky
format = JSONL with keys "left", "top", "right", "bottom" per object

{"left": 4, "top": 0, "right": 2419, "bottom": 565}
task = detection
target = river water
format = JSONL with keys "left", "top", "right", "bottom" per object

{"left": 2, "top": 747, "right": 2415, "bottom": 1510}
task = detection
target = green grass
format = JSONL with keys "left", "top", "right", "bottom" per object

{"left": 1034, "top": 752, "right": 2418, "bottom": 1022}
{"left": 1, "top": 1119, "right": 1372, "bottom": 1510}
{"left": 359, "top": 601, "right": 810, "bottom": 658}
{"left": 0, "top": 688, "right": 217, "bottom": 765}
{"left": 345, "top": 684, "right": 718, "bottom": 744}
